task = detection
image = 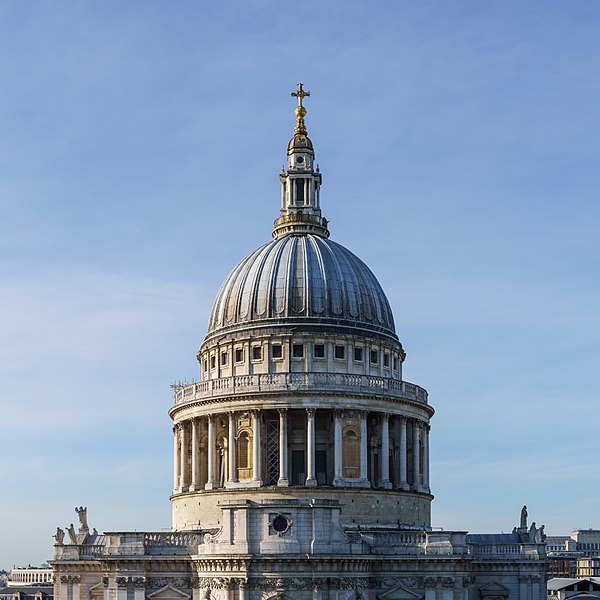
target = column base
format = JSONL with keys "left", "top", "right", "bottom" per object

{"left": 398, "top": 482, "right": 410, "bottom": 491}
{"left": 382, "top": 480, "right": 393, "bottom": 490}
{"left": 204, "top": 481, "right": 216, "bottom": 490}
{"left": 333, "top": 478, "right": 343, "bottom": 487}
{"left": 188, "top": 484, "right": 199, "bottom": 492}
{"left": 305, "top": 477, "right": 317, "bottom": 487}
{"left": 277, "top": 478, "right": 289, "bottom": 487}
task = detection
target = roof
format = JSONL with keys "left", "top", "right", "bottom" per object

{"left": 205, "top": 234, "right": 398, "bottom": 342}
{"left": 466, "top": 533, "right": 520, "bottom": 544}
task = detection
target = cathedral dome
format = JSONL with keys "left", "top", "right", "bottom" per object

{"left": 206, "top": 233, "right": 397, "bottom": 341}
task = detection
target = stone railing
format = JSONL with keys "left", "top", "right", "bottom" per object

{"left": 467, "top": 543, "right": 546, "bottom": 559}
{"left": 54, "top": 531, "right": 210, "bottom": 560}
{"left": 174, "top": 373, "right": 428, "bottom": 406}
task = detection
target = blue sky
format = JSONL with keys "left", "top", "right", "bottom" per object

{"left": 1, "top": 0, "right": 599, "bottom": 568}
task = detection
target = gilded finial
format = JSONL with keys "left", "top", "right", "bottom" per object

{"left": 291, "top": 83, "right": 310, "bottom": 135}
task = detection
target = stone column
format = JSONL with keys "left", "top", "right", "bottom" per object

{"left": 359, "top": 411, "right": 369, "bottom": 485}
{"left": 116, "top": 578, "right": 128, "bottom": 600}
{"left": 227, "top": 412, "right": 237, "bottom": 484}
{"left": 277, "top": 408, "right": 289, "bottom": 486}
{"left": 333, "top": 409, "right": 343, "bottom": 485}
{"left": 306, "top": 408, "right": 317, "bottom": 486}
{"left": 205, "top": 415, "right": 216, "bottom": 490}
{"left": 60, "top": 576, "right": 69, "bottom": 600}
{"left": 180, "top": 422, "right": 188, "bottom": 491}
{"left": 102, "top": 578, "right": 109, "bottom": 600}
{"left": 173, "top": 425, "right": 180, "bottom": 493}
{"left": 381, "top": 412, "right": 392, "bottom": 489}
{"left": 190, "top": 418, "right": 199, "bottom": 491}
{"left": 399, "top": 416, "right": 408, "bottom": 489}
{"left": 71, "top": 576, "right": 80, "bottom": 600}
{"left": 423, "top": 424, "right": 430, "bottom": 491}
{"left": 133, "top": 579, "right": 145, "bottom": 600}
{"left": 252, "top": 409, "right": 262, "bottom": 484}
{"left": 412, "top": 420, "right": 420, "bottom": 490}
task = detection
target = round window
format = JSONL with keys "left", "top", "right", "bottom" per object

{"left": 272, "top": 515, "right": 289, "bottom": 533}
{"left": 296, "top": 156, "right": 304, "bottom": 164}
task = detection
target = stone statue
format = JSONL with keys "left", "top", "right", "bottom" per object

{"left": 75, "top": 506, "right": 89, "bottom": 531}
{"left": 53, "top": 527, "right": 65, "bottom": 544}
{"left": 67, "top": 523, "right": 78, "bottom": 544}
{"left": 92, "top": 528, "right": 98, "bottom": 536}
{"left": 535, "top": 524, "right": 546, "bottom": 543}
{"left": 528, "top": 522, "right": 537, "bottom": 542}
{"left": 520, "top": 505, "right": 528, "bottom": 529}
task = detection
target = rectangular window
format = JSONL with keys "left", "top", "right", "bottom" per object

{"left": 292, "top": 343, "right": 304, "bottom": 358}
{"left": 354, "top": 347, "right": 363, "bottom": 362}
{"left": 210, "top": 355, "right": 216, "bottom": 369}
{"left": 393, "top": 356, "right": 398, "bottom": 370}
{"left": 295, "top": 178, "right": 305, "bottom": 204}
{"left": 235, "top": 348, "right": 244, "bottom": 363}
{"left": 370, "top": 350, "right": 378, "bottom": 364}
{"left": 334, "top": 345, "right": 345, "bottom": 359}
{"left": 221, "top": 352, "right": 228, "bottom": 366}
{"left": 383, "top": 353, "right": 390, "bottom": 367}
{"left": 272, "top": 344, "right": 282, "bottom": 359}
{"left": 314, "top": 343, "right": 325, "bottom": 358}
{"left": 252, "top": 346, "right": 262, "bottom": 360}
{"left": 203, "top": 359, "right": 208, "bottom": 373}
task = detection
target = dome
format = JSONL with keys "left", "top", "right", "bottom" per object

{"left": 206, "top": 234, "right": 398, "bottom": 342}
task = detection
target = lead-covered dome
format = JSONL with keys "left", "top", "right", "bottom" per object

{"left": 206, "top": 234, "right": 397, "bottom": 341}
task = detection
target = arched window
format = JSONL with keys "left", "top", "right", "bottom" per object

{"left": 343, "top": 428, "right": 360, "bottom": 478}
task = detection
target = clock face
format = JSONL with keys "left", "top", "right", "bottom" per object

{"left": 296, "top": 156, "right": 304, "bottom": 164}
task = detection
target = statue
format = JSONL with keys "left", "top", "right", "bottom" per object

{"left": 92, "top": 528, "right": 98, "bottom": 536}
{"left": 53, "top": 527, "right": 65, "bottom": 544}
{"left": 528, "top": 522, "right": 537, "bottom": 542}
{"left": 520, "top": 505, "right": 528, "bottom": 529}
{"left": 67, "top": 523, "right": 77, "bottom": 544}
{"left": 535, "top": 524, "right": 546, "bottom": 543}
{"left": 75, "top": 506, "right": 89, "bottom": 532}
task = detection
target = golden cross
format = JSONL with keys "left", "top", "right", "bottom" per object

{"left": 291, "top": 83, "right": 310, "bottom": 108}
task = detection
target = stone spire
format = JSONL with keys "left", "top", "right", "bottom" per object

{"left": 272, "top": 84, "right": 329, "bottom": 239}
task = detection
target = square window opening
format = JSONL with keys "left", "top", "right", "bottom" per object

{"left": 314, "top": 344, "right": 325, "bottom": 358}
{"left": 383, "top": 353, "right": 390, "bottom": 367}
{"left": 370, "top": 350, "right": 378, "bottom": 364}
{"left": 221, "top": 352, "right": 228, "bottom": 366}
{"left": 252, "top": 346, "right": 262, "bottom": 360}
{"left": 335, "top": 345, "right": 345, "bottom": 360}
{"left": 272, "top": 344, "right": 283, "bottom": 359}
{"left": 235, "top": 348, "right": 244, "bottom": 363}
{"left": 292, "top": 344, "right": 304, "bottom": 358}
{"left": 354, "top": 347, "right": 363, "bottom": 362}
{"left": 210, "top": 355, "right": 216, "bottom": 369}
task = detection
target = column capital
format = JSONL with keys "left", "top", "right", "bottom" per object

{"left": 306, "top": 407, "right": 316, "bottom": 416}
{"left": 250, "top": 408, "right": 261, "bottom": 418}
{"left": 333, "top": 408, "right": 344, "bottom": 418}
{"left": 207, "top": 413, "right": 215, "bottom": 423}
{"left": 277, "top": 407, "right": 288, "bottom": 416}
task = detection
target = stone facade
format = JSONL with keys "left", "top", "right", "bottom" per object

{"left": 50, "top": 85, "right": 548, "bottom": 600}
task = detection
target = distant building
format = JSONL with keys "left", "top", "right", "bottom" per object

{"left": 0, "top": 586, "right": 53, "bottom": 600}
{"left": 547, "top": 578, "right": 600, "bottom": 600}
{"left": 548, "top": 531, "right": 600, "bottom": 578}
{"left": 8, "top": 569, "right": 53, "bottom": 587}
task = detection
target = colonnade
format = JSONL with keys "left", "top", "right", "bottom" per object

{"left": 173, "top": 409, "right": 430, "bottom": 494}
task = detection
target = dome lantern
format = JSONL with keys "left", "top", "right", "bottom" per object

{"left": 273, "top": 83, "right": 329, "bottom": 239}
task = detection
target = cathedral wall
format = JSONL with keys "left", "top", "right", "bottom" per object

{"left": 171, "top": 487, "right": 431, "bottom": 530}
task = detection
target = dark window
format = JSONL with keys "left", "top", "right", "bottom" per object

{"left": 314, "top": 344, "right": 325, "bottom": 358}
{"left": 252, "top": 346, "right": 262, "bottom": 360}
{"left": 235, "top": 348, "right": 244, "bottom": 363}
{"left": 292, "top": 344, "right": 304, "bottom": 358}
{"left": 370, "top": 350, "right": 378, "bottom": 364}
{"left": 383, "top": 353, "right": 390, "bottom": 367}
{"left": 221, "top": 352, "right": 227, "bottom": 366}
{"left": 393, "top": 356, "right": 398, "bottom": 370}
{"left": 335, "top": 345, "right": 345, "bottom": 359}
{"left": 210, "top": 355, "right": 216, "bottom": 369}
{"left": 203, "top": 359, "right": 208, "bottom": 373}
{"left": 272, "top": 344, "right": 283, "bottom": 359}
{"left": 354, "top": 347, "right": 363, "bottom": 361}
{"left": 295, "top": 179, "right": 304, "bottom": 204}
